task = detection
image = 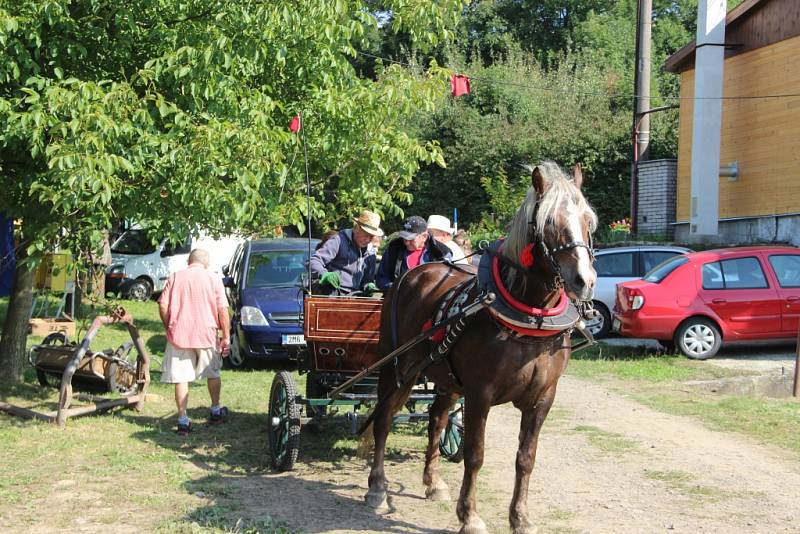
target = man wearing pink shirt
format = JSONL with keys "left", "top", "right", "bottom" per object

{"left": 159, "top": 248, "right": 231, "bottom": 436}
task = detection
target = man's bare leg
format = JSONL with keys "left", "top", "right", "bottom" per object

{"left": 175, "top": 382, "right": 189, "bottom": 417}
{"left": 207, "top": 377, "right": 221, "bottom": 407}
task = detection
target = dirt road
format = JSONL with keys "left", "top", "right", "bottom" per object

{"left": 221, "top": 375, "right": 800, "bottom": 533}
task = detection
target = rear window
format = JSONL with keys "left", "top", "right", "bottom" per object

{"left": 643, "top": 255, "right": 688, "bottom": 283}
{"left": 768, "top": 254, "right": 800, "bottom": 288}
{"left": 246, "top": 250, "right": 307, "bottom": 288}
{"left": 642, "top": 251, "right": 682, "bottom": 273}
{"left": 702, "top": 257, "right": 768, "bottom": 289}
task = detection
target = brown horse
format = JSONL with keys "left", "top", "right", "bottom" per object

{"left": 364, "top": 162, "right": 598, "bottom": 534}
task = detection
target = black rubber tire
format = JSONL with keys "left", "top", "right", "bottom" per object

{"left": 586, "top": 301, "right": 612, "bottom": 339}
{"left": 223, "top": 331, "right": 247, "bottom": 369}
{"left": 439, "top": 408, "right": 464, "bottom": 463}
{"left": 305, "top": 371, "right": 328, "bottom": 418}
{"left": 674, "top": 317, "right": 722, "bottom": 360}
{"left": 269, "top": 371, "right": 301, "bottom": 471}
{"left": 126, "top": 278, "right": 153, "bottom": 301}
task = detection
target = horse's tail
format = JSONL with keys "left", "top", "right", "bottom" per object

{"left": 356, "top": 421, "right": 374, "bottom": 459}
{"left": 356, "top": 408, "right": 378, "bottom": 437}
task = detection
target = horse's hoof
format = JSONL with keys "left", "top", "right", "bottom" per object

{"left": 458, "top": 518, "right": 488, "bottom": 534}
{"left": 364, "top": 489, "right": 388, "bottom": 511}
{"left": 425, "top": 485, "right": 451, "bottom": 502}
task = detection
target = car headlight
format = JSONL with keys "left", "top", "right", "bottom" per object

{"left": 241, "top": 306, "right": 268, "bottom": 326}
{"left": 107, "top": 264, "right": 125, "bottom": 278}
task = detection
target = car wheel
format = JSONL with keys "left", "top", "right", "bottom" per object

{"left": 674, "top": 318, "right": 721, "bottom": 360}
{"left": 585, "top": 302, "right": 612, "bottom": 339}
{"left": 126, "top": 278, "right": 153, "bottom": 301}
{"left": 224, "top": 331, "right": 247, "bottom": 369}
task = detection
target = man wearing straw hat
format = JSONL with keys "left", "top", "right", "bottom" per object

{"left": 310, "top": 209, "right": 383, "bottom": 295}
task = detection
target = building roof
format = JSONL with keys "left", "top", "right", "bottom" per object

{"left": 664, "top": 0, "right": 800, "bottom": 73}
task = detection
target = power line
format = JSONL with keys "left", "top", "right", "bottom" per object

{"left": 356, "top": 50, "right": 800, "bottom": 103}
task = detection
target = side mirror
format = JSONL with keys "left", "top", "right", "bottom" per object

{"left": 222, "top": 265, "right": 230, "bottom": 276}
{"left": 222, "top": 276, "right": 235, "bottom": 288}
{"left": 160, "top": 249, "right": 171, "bottom": 257}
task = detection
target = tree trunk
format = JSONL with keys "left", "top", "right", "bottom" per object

{"left": 0, "top": 254, "right": 34, "bottom": 382}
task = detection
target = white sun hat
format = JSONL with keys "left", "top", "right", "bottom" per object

{"left": 426, "top": 214, "right": 454, "bottom": 235}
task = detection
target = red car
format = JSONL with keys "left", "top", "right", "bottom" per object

{"left": 614, "top": 246, "right": 800, "bottom": 359}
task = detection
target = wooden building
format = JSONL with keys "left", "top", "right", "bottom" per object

{"left": 664, "top": 0, "right": 800, "bottom": 244}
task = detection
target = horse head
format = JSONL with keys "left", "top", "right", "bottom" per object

{"left": 505, "top": 161, "right": 598, "bottom": 302}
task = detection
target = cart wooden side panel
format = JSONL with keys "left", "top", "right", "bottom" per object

{"left": 304, "top": 296, "right": 382, "bottom": 372}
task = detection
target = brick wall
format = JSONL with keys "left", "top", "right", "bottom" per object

{"left": 637, "top": 159, "right": 677, "bottom": 238}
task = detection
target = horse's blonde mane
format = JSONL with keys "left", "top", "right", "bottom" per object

{"left": 504, "top": 161, "right": 598, "bottom": 269}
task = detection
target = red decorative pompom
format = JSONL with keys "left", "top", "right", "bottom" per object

{"left": 520, "top": 243, "right": 535, "bottom": 268}
{"left": 422, "top": 319, "right": 445, "bottom": 343}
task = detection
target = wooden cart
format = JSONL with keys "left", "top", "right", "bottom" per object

{"left": 267, "top": 295, "right": 463, "bottom": 471}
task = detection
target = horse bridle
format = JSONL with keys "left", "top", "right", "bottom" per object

{"left": 529, "top": 199, "right": 595, "bottom": 291}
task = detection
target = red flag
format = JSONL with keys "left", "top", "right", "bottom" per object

{"left": 289, "top": 115, "right": 301, "bottom": 133}
{"left": 450, "top": 74, "right": 471, "bottom": 97}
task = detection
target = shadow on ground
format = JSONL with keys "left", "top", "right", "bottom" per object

{"left": 124, "top": 402, "right": 433, "bottom": 532}
{"left": 178, "top": 473, "right": 448, "bottom": 534}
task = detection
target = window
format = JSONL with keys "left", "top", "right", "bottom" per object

{"left": 246, "top": 250, "right": 308, "bottom": 288}
{"left": 110, "top": 230, "right": 156, "bottom": 255}
{"left": 768, "top": 255, "right": 800, "bottom": 288}
{"left": 162, "top": 239, "right": 191, "bottom": 257}
{"left": 703, "top": 257, "right": 768, "bottom": 289}
{"left": 594, "top": 252, "right": 635, "bottom": 277}
{"left": 644, "top": 256, "right": 688, "bottom": 283}
{"left": 702, "top": 262, "right": 724, "bottom": 289}
{"left": 642, "top": 251, "right": 682, "bottom": 274}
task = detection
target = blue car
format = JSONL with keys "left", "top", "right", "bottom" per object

{"left": 222, "top": 238, "right": 319, "bottom": 368}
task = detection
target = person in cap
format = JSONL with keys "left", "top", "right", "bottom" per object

{"left": 310, "top": 210, "right": 383, "bottom": 295}
{"left": 376, "top": 215, "right": 452, "bottom": 290}
{"left": 427, "top": 214, "right": 468, "bottom": 264}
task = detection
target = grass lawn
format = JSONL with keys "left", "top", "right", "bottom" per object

{"left": 0, "top": 297, "right": 427, "bottom": 532}
{"left": 567, "top": 339, "right": 800, "bottom": 455}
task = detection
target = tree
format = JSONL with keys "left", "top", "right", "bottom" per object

{"left": 0, "top": 0, "right": 465, "bottom": 380}
{"left": 406, "top": 51, "right": 630, "bottom": 232}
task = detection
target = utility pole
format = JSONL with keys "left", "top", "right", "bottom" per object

{"left": 631, "top": 0, "right": 652, "bottom": 234}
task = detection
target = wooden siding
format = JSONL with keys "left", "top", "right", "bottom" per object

{"left": 666, "top": 0, "right": 800, "bottom": 73}
{"left": 675, "top": 33, "right": 800, "bottom": 222}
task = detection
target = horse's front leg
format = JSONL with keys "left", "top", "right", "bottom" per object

{"left": 456, "top": 394, "right": 491, "bottom": 534}
{"left": 509, "top": 386, "right": 557, "bottom": 534}
{"left": 423, "top": 391, "right": 459, "bottom": 501}
{"left": 365, "top": 366, "right": 414, "bottom": 510}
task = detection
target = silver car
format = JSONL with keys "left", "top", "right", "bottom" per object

{"left": 586, "top": 245, "right": 691, "bottom": 338}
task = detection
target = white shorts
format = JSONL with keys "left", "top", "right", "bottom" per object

{"left": 160, "top": 341, "right": 221, "bottom": 383}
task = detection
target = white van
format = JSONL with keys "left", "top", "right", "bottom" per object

{"left": 106, "top": 229, "right": 243, "bottom": 300}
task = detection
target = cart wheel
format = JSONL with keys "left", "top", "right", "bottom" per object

{"left": 439, "top": 408, "right": 464, "bottom": 463}
{"left": 36, "top": 332, "right": 68, "bottom": 388}
{"left": 269, "top": 371, "right": 301, "bottom": 471}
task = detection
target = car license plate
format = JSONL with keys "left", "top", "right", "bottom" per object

{"left": 282, "top": 334, "right": 306, "bottom": 346}
{"left": 612, "top": 318, "right": 621, "bottom": 332}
